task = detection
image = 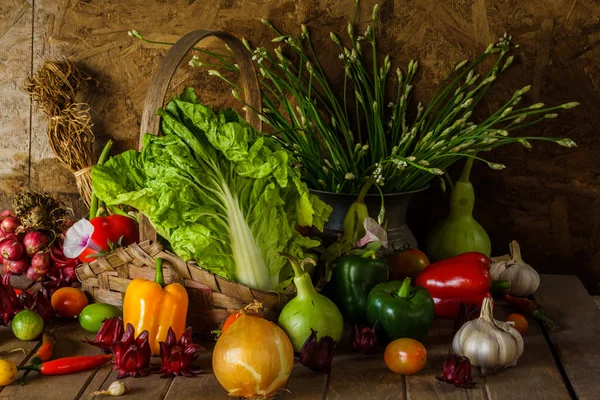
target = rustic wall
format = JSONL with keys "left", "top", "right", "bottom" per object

{"left": 1, "top": 0, "right": 598, "bottom": 292}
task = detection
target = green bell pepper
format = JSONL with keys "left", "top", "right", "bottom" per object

{"left": 366, "top": 278, "right": 435, "bottom": 342}
{"left": 331, "top": 252, "right": 389, "bottom": 324}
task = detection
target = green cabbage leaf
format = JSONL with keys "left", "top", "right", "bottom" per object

{"left": 92, "top": 88, "right": 331, "bottom": 291}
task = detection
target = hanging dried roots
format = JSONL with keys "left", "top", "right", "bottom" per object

{"left": 24, "top": 60, "right": 97, "bottom": 207}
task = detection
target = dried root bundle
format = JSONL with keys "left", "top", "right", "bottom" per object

{"left": 25, "top": 60, "right": 97, "bottom": 207}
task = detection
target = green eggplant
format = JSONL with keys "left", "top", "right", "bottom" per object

{"left": 278, "top": 254, "right": 343, "bottom": 352}
{"left": 427, "top": 158, "right": 491, "bottom": 262}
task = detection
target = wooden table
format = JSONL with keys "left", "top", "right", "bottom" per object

{"left": 1, "top": 274, "right": 598, "bottom": 400}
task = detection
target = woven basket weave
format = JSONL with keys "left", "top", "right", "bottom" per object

{"left": 75, "top": 30, "right": 290, "bottom": 333}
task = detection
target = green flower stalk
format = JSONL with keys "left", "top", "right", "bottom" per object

{"left": 128, "top": 3, "right": 579, "bottom": 195}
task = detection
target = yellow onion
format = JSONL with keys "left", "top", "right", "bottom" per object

{"left": 212, "top": 314, "right": 294, "bottom": 398}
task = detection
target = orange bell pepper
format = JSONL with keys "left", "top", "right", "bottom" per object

{"left": 123, "top": 258, "right": 188, "bottom": 355}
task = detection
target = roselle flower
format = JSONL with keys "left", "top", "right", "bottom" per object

{"left": 436, "top": 353, "right": 476, "bottom": 388}
{"left": 158, "top": 327, "right": 204, "bottom": 378}
{"left": 0, "top": 274, "right": 21, "bottom": 325}
{"left": 83, "top": 317, "right": 125, "bottom": 353}
{"left": 113, "top": 323, "right": 152, "bottom": 378}
{"left": 454, "top": 303, "right": 480, "bottom": 333}
{"left": 350, "top": 323, "right": 378, "bottom": 355}
{"left": 25, "top": 288, "right": 56, "bottom": 324}
{"left": 297, "top": 329, "right": 336, "bottom": 373}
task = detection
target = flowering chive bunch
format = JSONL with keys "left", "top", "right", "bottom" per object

{"left": 129, "top": 1, "right": 578, "bottom": 195}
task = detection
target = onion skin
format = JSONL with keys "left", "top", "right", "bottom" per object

{"left": 213, "top": 314, "right": 294, "bottom": 398}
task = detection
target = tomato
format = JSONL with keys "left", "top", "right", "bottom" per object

{"left": 12, "top": 310, "right": 44, "bottom": 341}
{"left": 51, "top": 287, "right": 89, "bottom": 318}
{"left": 387, "top": 249, "right": 430, "bottom": 281}
{"left": 0, "top": 359, "right": 17, "bottom": 386}
{"left": 384, "top": 338, "right": 427, "bottom": 375}
{"left": 79, "top": 303, "right": 123, "bottom": 333}
{"left": 506, "top": 313, "right": 528, "bottom": 335}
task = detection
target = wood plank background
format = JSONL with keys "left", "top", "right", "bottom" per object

{"left": 0, "top": 0, "right": 599, "bottom": 292}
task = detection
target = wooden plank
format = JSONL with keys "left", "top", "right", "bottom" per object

{"left": 284, "top": 362, "right": 328, "bottom": 400}
{"left": 0, "top": 0, "right": 32, "bottom": 210}
{"left": 0, "top": 323, "right": 101, "bottom": 400}
{"left": 479, "top": 303, "right": 570, "bottom": 400}
{"left": 535, "top": 274, "right": 600, "bottom": 400}
{"left": 326, "top": 352, "right": 403, "bottom": 399}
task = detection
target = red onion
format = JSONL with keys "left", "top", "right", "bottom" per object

{"left": 32, "top": 251, "right": 51, "bottom": 274}
{"left": 0, "top": 231, "right": 17, "bottom": 243}
{"left": 1, "top": 216, "right": 20, "bottom": 233}
{"left": 1, "top": 240, "right": 24, "bottom": 261}
{"left": 5, "top": 258, "right": 29, "bottom": 274}
{"left": 25, "top": 265, "right": 45, "bottom": 282}
{"left": 23, "top": 231, "right": 50, "bottom": 256}
{"left": 0, "top": 209, "right": 14, "bottom": 218}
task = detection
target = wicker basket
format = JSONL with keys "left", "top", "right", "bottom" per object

{"left": 75, "top": 30, "right": 290, "bottom": 334}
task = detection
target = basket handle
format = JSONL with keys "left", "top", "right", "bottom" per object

{"left": 138, "top": 30, "right": 262, "bottom": 243}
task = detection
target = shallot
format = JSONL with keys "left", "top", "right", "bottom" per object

{"left": 1, "top": 240, "right": 24, "bottom": 261}
{"left": 23, "top": 231, "right": 50, "bottom": 257}
{"left": 32, "top": 252, "right": 51, "bottom": 275}
{"left": 1, "top": 217, "right": 20, "bottom": 233}
{"left": 5, "top": 258, "right": 29, "bottom": 274}
{"left": 25, "top": 266, "right": 44, "bottom": 282}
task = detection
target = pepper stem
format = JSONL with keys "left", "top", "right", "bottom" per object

{"left": 396, "top": 278, "right": 412, "bottom": 298}
{"left": 278, "top": 252, "right": 304, "bottom": 278}
{"left": 154, "top": 258, "right": 165, "bottom": 287}
{"left": 490, "top": 280, "right": 510, "bottom": 293}
{"left": 534, "top": 310, "right": 556, "bottom": 330}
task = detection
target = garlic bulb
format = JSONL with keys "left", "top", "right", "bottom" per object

{"left": 452, "top": 297, "right": 524, "bottom": 370}
{"left": 490, "top": 240, "right": 539, "bottom": 296}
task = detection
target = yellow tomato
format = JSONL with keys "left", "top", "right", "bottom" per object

{"left": 0, "top": 359, "right": 17, "bottom": 386}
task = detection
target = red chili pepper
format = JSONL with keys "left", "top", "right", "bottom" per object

{"left": 20, "top": 333, "right": 57, "bottom": 385}
{"left": 503, "top": 294, "right": 555, "bottom": 329}
{"left": 18, "top": 354, "right": 113, "bottom": 377}
{"left": 415, "top": 252, "right": 504, "bottom": 319}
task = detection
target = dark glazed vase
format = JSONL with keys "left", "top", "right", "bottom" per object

{"left": 310, "top": 186, "right": 428, "bottom": 254}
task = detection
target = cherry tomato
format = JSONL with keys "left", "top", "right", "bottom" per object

{"left": 506, "top": 313, "right": 528, "bottom": 335}
{"left": 221, "top": 312, "right": 243, "bottom": 333}
{"left": 51, "top": 287, "right": 89, "bottom": 318}
{"left": 77, "top": 247, "right": 99, "bottom": 264}
{"left": 384, "top": 338, "right": 427, "bottom": 375}
{"left": 387, "top": 249, "right": 430, "bottom": 281}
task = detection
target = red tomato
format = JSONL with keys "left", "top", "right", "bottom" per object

{"left": 387, "top": 249, "right": 430, "bottom": 281}
{"left": 506, "top": 313, "right": 528, "bottom": 335}
{"left": 384, "top": 338, "right": 427, "bottom": 375}
{"left": 221, "top": 312, "right": 243, "bottom": 333}
{"left": 51, "top": 287, "right": 89, "bottom": 318}
{"left": 90, "top": 215, "right": 138, "bottom": 250}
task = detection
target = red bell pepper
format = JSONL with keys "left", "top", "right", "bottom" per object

{"left": 77, "top": 215, "right": 138, "bottom": 263}
{"left": 415, "top": 252, "right": 500, "bottom": 319}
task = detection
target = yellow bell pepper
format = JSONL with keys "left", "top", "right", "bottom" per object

{"left": 123, "top": 258, "right": 188, "bottom": 355}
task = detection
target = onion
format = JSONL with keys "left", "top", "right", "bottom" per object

{"left": 5, "top": 258, "right": 29, "bottom": 274}
{"left": 32, "top": 251, "right": 51, "bottom": 274}
{"left": 23, "top": 231, "right": 50, "bottom": 256}
{"left": 1, "top": 240, "right": 24, "bottom": 261}
{"left": 25, "top": 265, "right": 45, "bottom": 282}
{"left": 1, "top": 216, "right": 21, "bottom": 233}
{"left": 0, "top": 209, "right": 14, "bottom": 218}
{"left": 213, "top": 314, "right": 294, "bottom": 398}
